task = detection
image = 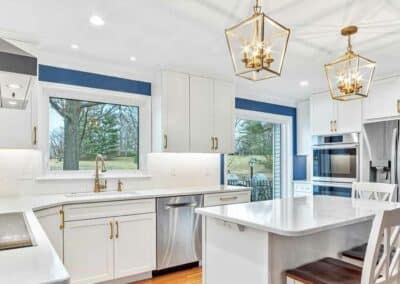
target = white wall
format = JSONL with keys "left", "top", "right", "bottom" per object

{"left": 0, "top": 150, "right": 220, "bottom": 196}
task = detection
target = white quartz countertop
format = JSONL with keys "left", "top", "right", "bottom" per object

{"left": 0, "top": 185, "right": 250, "bottom": 284}
{"left": 196, "top": 196, "right": 400, "bottom": 237}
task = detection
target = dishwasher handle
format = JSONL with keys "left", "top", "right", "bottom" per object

{"left": 165, "top": 202, "right": 198, "bottom": 209}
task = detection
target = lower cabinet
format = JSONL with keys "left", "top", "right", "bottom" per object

{"left": 64, "top": 213, "right": 156, "bottom": 284}
{"left": 203, "top": 191, "right": 251, "bottom": 207}
{"left": 64, "top": 218, "right": 114, "bottom": 284}
{"left": 35, "top": 206, "right": 64, "bottom": 261}
{"left": 114, "top": 214, "right": 156, "bottom": 278}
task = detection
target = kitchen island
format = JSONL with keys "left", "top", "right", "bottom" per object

{"left": 196, "top": 196, "right": 400, "bottom": 284}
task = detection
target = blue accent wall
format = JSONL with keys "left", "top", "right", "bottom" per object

{"left": 221, "top": 97, "right": 307, "bottom": 185}
{"left": 39, "top": 65, "right": 151, "bottom": 96}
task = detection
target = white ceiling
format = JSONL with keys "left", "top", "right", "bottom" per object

{"left": 0, "top": 0, "right": 399, "bottom": 103}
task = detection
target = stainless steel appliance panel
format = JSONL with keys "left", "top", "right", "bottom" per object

{"left": 156, "top": 195, "right": 203, "bottom": 270}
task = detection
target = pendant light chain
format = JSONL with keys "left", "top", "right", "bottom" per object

{"left": 347, "top": 35, "right": 353, "bottom": 53}
{"left": 254, "top": 0, "right": 262, "bottom": 14}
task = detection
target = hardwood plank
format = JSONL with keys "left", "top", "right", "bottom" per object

{"left": 133, "top": 268, "right": 202, "bottom": 284}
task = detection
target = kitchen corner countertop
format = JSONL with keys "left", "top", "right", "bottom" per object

{"left": 0, "top": 185, "right": 250, "bottom": 284}
{"left": 195, "top": 195, "right": 400, "bottom": 237}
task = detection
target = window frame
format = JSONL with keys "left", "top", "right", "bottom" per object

{"left": 39, "top": 82, "right": 151, "bottom": 177}
{"left": 227, "top": 109, "right": 293, "bottom": 198}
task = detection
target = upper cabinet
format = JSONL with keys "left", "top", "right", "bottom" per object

{"left": 0, "top": 83, "right": 38, "bottom": 148}
{"left": 310, "top": 92, "right": 362, "bottom": 135}
{"left": 153, "top": 71, "right": 234, "bottom": 153}
{"left": 363, "top": 77, "right": 400, "bottom": 121}
{"left": 296, "top": 99, "right": 311, "bottom": 155}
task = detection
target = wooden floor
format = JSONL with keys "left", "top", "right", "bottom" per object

{"left": 133, "top": 268, "right": 202, "bottom": 284}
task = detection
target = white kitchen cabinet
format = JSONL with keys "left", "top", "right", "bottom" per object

{"left": 114, "top": 213, "right": 156, "bottom": 278}
{"left": 310, "top": 92, "right": 362, "bottom": 135}
{"left": 153, "top": 70, "right": 235, "bottom": 153}
{"left": 0, "top": 83, "right": 38, "bottom": 148}
{"left": 296, "top": 100, "right": 311, "bottom": 155}
{"left": 189, "top": 76, "right": 214, "bottom": 153}
{"left": 310, "top": 93, "right": 335, "bottom": 136}
{"left": 363, "top": 77, "right": 400, "bottom": 121}
{"left": 64, "top": 218, "right": 114, "bottom": 284}
{"left": 35, "top": 206, "right": 64, "bottom": 261}
{"left": 189, "top": 77, "right": 234, "bottom": 153}
{"left": 153, "top": 71, "right": 190, "bottom": 152}
{"left": 63, "top": 199, "right": 156, "bottom": 283}
{"left": 213, "top": 81, "right": 235, "bottom": 153}
{"left": 204, "top": 191, "right": 251, "bottom": 207}
{"left": 335, "top": 99, "right": 362, "bottom": 133}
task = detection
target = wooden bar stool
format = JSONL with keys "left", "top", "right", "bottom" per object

{"left": 341, "top": 182, "right": 397, "bottom": 266}
{"left": 286, "top": 207, "right": 400, "bottom": 284}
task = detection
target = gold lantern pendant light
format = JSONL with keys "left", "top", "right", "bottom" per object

{"left": 325, "top": 26, "right": 376, "bottom": 101}
{"left": 225, "top": 0, "right": 290, "bottom": 81}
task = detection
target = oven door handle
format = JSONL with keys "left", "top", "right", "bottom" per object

{"left": 312, "top": 143, "right": 359, "bottom": 150}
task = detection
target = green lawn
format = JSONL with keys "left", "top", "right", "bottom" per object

{"left": 49, "top": 156, "right": 138, "bottom": 171}
{"left": 227, "top": 154, "right": 273, "bottom": 180}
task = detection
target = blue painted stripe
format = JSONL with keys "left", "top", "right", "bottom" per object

{"left": 233, "top": 97, "right": 306, "bottom": 181}
{"left": 39, "top": 65, "right": 151, "bottom": 96}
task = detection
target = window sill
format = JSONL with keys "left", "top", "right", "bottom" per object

{"left": 36, "top": 172, "right": 152, "bottom": 181}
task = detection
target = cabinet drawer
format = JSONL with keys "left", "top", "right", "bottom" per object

{"left": 64, "top": 199, "right": 155, "bottom": 221}
{"left": 204, "top": 191, "right": 251, "bottom": 207}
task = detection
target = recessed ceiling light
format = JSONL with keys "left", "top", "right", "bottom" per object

{"left": 7, "top": 83, "right": 21, "bottom": 89}
{"left": 71, "top": 44, "right": 79, "bottom": 49}
{"left": 8, "top": 100, "right": 18, "bottom": 105}
{"left": 90, "top": 15, "right": 105, "bottom": 26}
{"left": 299, "top": 81, "right": 309, "bottom": 87}
{"left": 129, "top": 56, "right": 136, "bottom": 62}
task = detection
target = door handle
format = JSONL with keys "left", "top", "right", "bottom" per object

{"left": 165, "top": 202, "right": 197, "bottom": 209}
{"left": 115, "top": 221, "right": 119, "bottom": 239}
{"left": 59, "top": 209, "right": 64, "bottom": 230}
{"left": 163, "top": 134, "right": 168, "bottom": 149}
{"left": 109, "top": 221, "right": 114, "bottom": 239}
{"left": 33, "top": 126, "right": 37, "bottom": 145}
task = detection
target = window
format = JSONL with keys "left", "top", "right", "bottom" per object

{"left": 49, "top": 97, "right": 139, "bottom": 171}
{"left": 227, "top": 119, "right": 282, "bottom": 201}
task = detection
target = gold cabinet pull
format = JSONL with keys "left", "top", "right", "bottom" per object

{"left": 33, "top": 126, "right": 37, "bottom": 145}
{"left": 215, "top": 137, "right": 219, "bottom": 150}
{"left": 163, "top": 134, "right": 168, "bottom": 149}
{"left": 211, "top": 137, "right": 215, "bottom": 150}
{"left": 398, "top": 100, "right": 400, "bottom": 113}
{"left": 334, "top": 120, "right": 337, "bottom": 132}
{"left": 59, "top": 209, "right": 64, "bottom": 230}
{"left": 330, "top": 120, "right": 333, "bottom": 132}
{"left": 220, "top": 196, "right": 238, "bottom": 202}
{"left": 109, "top": 221, "right": 114, "bottom": 239}
{"left": 115, "top": 221, "right": 119, "bottom": 239}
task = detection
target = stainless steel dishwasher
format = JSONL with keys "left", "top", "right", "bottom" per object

{"left": 156, "top": 195, "right": 203, "bottom": 270}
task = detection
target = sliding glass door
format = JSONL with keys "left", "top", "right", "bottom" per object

{"left": 227, "top": 119, "right": 282, "bottom": 201}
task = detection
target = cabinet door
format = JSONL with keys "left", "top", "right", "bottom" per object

{"left": 189, "top": 76, "right": 214, "bottom": 153}
{"left": 162, "top": 71, "right": 190, "bottom": 152}
{"left": 363, "top": 77, "right": 400, "bottom": 121}
{"left": 35, "top": 206, "right": 64, "bottom": 261}
{"left": 114, "top": 213, "right": 156, "bottom": 278}
{"left": 296, "top": 100, "right": 311, "bottom": 155}
{"left": 213, "top": 81, "right": 235, "bottom": 153}
{"left": 335, "top": 99, "right": 362, "bottom": 133}
{"left": 64, "top": 218, "right": 114, "bottom": 284}
{"left": 310, "top": 93, "right": 335, "bottom": 135}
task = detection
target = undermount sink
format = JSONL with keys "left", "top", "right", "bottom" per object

{"left": 65, "top": 191, "right": 138, "bottom": 198}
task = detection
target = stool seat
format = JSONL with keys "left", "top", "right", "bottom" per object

{"left": 286, "top": 257, "right": 362, "bottom": 284}
{"left": 342, "top": 243, "right": 368, "bottom": 261}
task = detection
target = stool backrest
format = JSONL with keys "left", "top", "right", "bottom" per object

{"left": 352, "top": 182, "right": 397, "bottom": 202}
{"left": 362, "top": 208, "right": 400, "bottom": 284}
